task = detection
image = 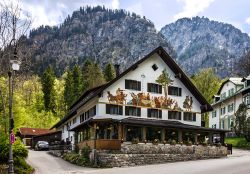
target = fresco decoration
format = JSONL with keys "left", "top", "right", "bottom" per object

{"left": 155, "top": 69, "right": 174, "bottom": 97}
{"left": 183, "top": 96, "right": 193, "bottom": 112}
{"left": 107, "top": 88, "right": 127, "bottom": 104}
{"left": 107, "top": 88, "right": 182, "bottom": 111}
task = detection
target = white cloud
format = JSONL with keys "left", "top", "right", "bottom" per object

{"left": 174, "top": 0, "right": 215, "bottom": 20}
{"left": 111, "top": 0, "right": 119, "bottom": 9}
{"left": 246, "top": 17, "right": 250, "bottom": 24}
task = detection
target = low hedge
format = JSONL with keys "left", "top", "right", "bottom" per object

{"left": 225, "top": 137, "right": 250, "bottom": 150}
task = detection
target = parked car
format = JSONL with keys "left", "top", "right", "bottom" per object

{"left": 35, "top": 141, "right": 49, "bottom": 151}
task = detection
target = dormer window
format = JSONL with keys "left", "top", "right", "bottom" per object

{"left": 245, "top": 80, "right": 250, "bottom": 87}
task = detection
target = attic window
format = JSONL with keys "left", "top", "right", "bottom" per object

{"left": 152, "top": 64, "right": 158, "bottom": 71}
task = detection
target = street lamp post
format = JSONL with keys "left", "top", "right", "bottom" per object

{"left": 8, "top": 53, "right": 21, "bottom": 174}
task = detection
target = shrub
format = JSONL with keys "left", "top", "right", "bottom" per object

{"left": 62, "top": 152, "right": 90, "bottom": 166}
{"left": 170, "top": 140, "right": 176, "bottom": 145}
{"left": 81, "top": 146, "right": 91, "bottom": 160}
{"left": 0, "top": 135, "right": 31, "bottom": 173}
{"left": 132, "top": 138, "right": 139, "bottom": 144}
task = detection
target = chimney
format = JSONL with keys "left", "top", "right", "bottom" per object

{"left": 114, "top": 64, "right": 120, "bottom": 77}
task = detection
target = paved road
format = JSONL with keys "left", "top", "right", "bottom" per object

{"left": 27, "top": 149, "right": 250, "bottom": 174}
{"left": 26, "top": 150, "right": 94, "bottom": 174}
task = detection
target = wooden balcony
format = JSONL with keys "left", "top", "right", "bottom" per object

{"left": 77, "top": 139, "right": 121, "bottom": 150}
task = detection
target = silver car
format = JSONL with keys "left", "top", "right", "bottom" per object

{"left": 35, "top": 141, "right": 49, "bottom": 151}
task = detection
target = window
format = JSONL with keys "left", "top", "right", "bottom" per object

{"left": 212, "top": 124, "right": 216, "bottom": 129}
{"left": 147, "top": 83, "right": 162, "bottom": 93}
{"left": 168, "top": 111, "right": 181, "bottom": 120}
{"left": 183, "top": 112, "right": 196, "bottom": 121}
{"left": 125, "top": 79, "right": 141, "bottom": 91}
{"left": 221, "top": 92, "right": 226, "bottom": 100}
{"left": 244, "top": 95, "right": 250, "bottom": 105}
{"left": 220, "top": 107, "right": 226, "bottom": 115}
{"left": 168, "top": 86, "right": 182, "bottom": 96}
{"left": 80, "top": 106, "right": 96, "bottom": 123}
{"left": 106, "top": 104, "right": 123, "bottom": 115}
{"left": 73, "top": 118, "right": 77, "bottom": 124}
{"left": 152, "top": 64, "right": 158, "bottom": 71}
{"left": 227, "top": 103, "right": 234, "bottom": 112}
{"left": 228, "top": 88, "right": 235, "bottom": 96}
{"left": 147, "top": 109, "right": 162, "bottom": 119}
{"left": 245, "top": 80, "right": 250, "bottom": 87}
{"left": 212, "top": 110, "right": 217, "bottom": 118}
{"left": 125, "top": 106, "right": 141, "bottom": 117}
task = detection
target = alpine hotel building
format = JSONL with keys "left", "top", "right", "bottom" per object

{"left": 52, "top": 47, "right": 227, "bottom": 150}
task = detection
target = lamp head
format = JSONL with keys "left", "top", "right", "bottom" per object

{"left": 10, "top": 60, "right": 21, "bottom": 71}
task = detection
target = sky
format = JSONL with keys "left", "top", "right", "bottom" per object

{"left": 20, "top": 0, "right": 250, "bottom": 35}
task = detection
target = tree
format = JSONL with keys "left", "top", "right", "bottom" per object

{"left": 87, "top": 62, "right": 106, "bottom": 89}
{"left": 191, "top": 68, "right": 221, "bottom": 127}
{"left": 63, "top": 70, "right": 74, "bottom": 109}
{"left": 72, "top": 65, "right": 83, "bottom": 99}
{"left": 82, "top": 60, "right": 106, "bottom": 91}
{"left": 236, "top": 51, "right": 250, "bottom": 76}
{"left": 103, "top": 63, "right": 116, "bottom": 82}
{"left": 191, "top": 68, "right": 221, "bottom": 103}
{"left": 156, "top": 69, "right": 173, "bottom": 97}
{"left": 234, "top": 103, "right": 248, "bottom": 137}
{"left": 41, "top": 66, "right": 56, "bottom": 113}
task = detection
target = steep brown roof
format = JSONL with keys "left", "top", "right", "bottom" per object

{"left": 19, "top": 127, "right": 51, "bottom": 136}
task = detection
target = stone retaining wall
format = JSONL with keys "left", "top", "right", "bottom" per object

{"left": 97, "top": 143, "right": 227, "bottom": 167}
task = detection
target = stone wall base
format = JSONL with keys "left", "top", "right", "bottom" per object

{"left": 96, "top": 144, "right": 227, "bottom": 167}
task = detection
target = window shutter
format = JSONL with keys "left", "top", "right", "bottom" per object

{"left": 137, "top": 108, "right": 141, "bottom": 116}
{"left": 138, "top": 81, "right": 141, "bottom": 91}
{"left": 159, "top": 85, "right": 162, "bottom": 94}
{"left": 193, "top": 114, "right": 196, "bottom": 121}
{"left": 106, "top": 104, "right": 110, "bottom": 114}
{"left": 119, "top": 106, "right": 123, "bottom": 115}
{"left": 178, "top": 88, "right": 182, "bottom": 96}
{"left": 147, "top": 109, "right": 151, "bottom": 118}
{"left": 125, "top": 80, "right": 129, "bottom": 89}
{"left": 125, "top": 106, "right": 129, "bottom": 115}
{"left": 159, "top": 110, "right": 162, "bottom": 119}
{"left": 147, "top": 83, "right": 151, "bottom": 92}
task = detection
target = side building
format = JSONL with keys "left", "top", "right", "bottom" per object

{"left": 209, "top": 76, "right": 250, "bottom": 133}
{"left": 52, "top": 46, "right": 227, "bottom": 150}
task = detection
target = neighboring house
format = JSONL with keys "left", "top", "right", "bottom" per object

{"left": 17, "top": 127, "right": 51, "bottom": 146}
{"left": 209, "top": 76, "right": 250, "bottom": 133}
{"left": 52, "top": 46, "right": 227, "bottom": 150}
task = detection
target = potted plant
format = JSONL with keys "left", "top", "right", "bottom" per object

{"left": 170, "top": 140, "right": 176, "bottom": 145}
{"left": 153, "top": 139, "right": 159, "bottom": 145}
{"left": 132, "top": 138, "right": 139, "bottom": 144}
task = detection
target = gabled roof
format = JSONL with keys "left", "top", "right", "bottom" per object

{"left": 217, "top": 77, "right": 243, "bottom": 95}
{"left": 52, "top": 46, "right": 212, "bottom": 129}
{"left": 18, "top": 127, "right": 51, "bottom": 136}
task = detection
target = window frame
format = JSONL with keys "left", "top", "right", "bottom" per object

{"left": 125, "top": 79, "right": 141, "bottom": 91}
{"left": 168, "top": 86, "right": 182, "bottom": 96}
{"left": 168, "top": 111, "right": 182, "bottom": 120}
{"left": 147, "top": 109, "right": 162, "bottom": 119}
{"left": 147, "top": 83, "right": 162, "bottom": 94}
{"left": 125, "top": 106, "right": 141, "bottom": 117}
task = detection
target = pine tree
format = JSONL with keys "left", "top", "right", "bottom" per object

{"left": 41, "top": 66, "right": 56, "bottom": 113}
{"left": 82, "top": 59, "right": 92, "bottom": 91}
{"left": 88, "top": 62, "right": 106, "bottom": 89}
{"left": 64, "top": 70, "right": 74, "bottom": 109}
{"left": 72, "top": 65, "right": 83, "bottom": 99}
{"left": 103, "top": 63, "right": 116, "bottom": 82}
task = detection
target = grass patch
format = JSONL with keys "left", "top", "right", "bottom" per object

{"left": 225, "top": 137, "right": 250, "bottom": 150}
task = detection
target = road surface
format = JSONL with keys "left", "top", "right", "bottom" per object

{"left": 26, "top": 150, "right": 94, "bottom": 174}
{"left": 27, "top": 149, "right": 250, "bottom": 174}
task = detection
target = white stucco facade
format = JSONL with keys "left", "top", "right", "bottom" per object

{"left": 209, "top": 77, "right": 250, "bottom": 131}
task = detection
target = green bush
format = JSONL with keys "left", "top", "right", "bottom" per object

{"left": 0, "top": 135, "right": 32, "bottom": 173}
{"left": 225, "top": 137, "right": 250, "bottom": 150}
{"left": 62, "top": 152, "right": 90, "bottom": 166}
